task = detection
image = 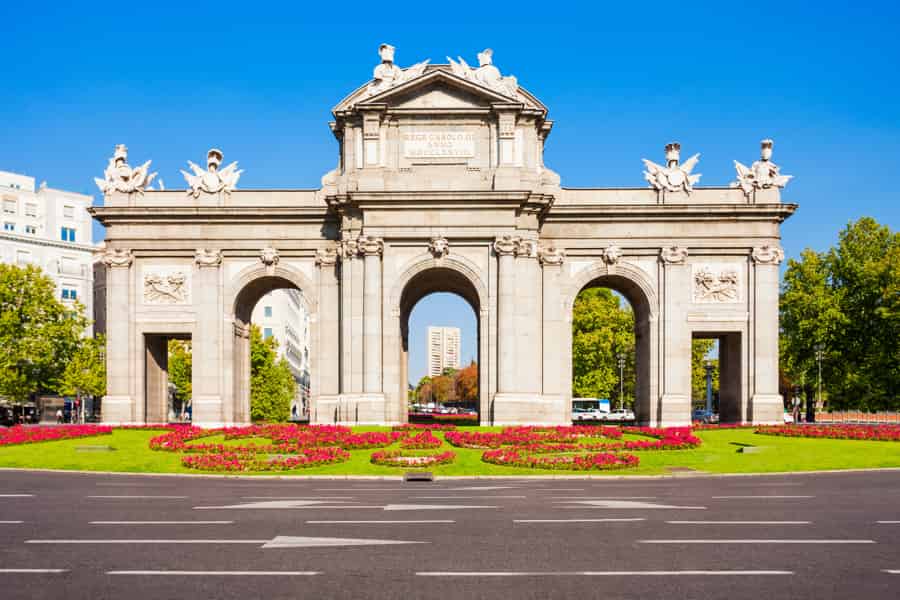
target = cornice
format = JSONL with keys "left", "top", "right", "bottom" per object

{"left": 0, "top": 231, "right": 98, "bottom": 253}
{"left": 545, "top": 203, "right": 798, "bottom": 223}
{"left": 89, "top": 206, "right": 335, "bottom": 226}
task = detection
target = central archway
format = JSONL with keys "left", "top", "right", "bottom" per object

{"left": 391, "top": 255, "right": 490, "bottom": 424}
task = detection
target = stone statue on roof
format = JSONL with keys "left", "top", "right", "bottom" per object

{"left": 447, "top": 48, "right": 518, "bottom": 98}
{"left": 366, "top": 44, "right": 430, "bottom": 97}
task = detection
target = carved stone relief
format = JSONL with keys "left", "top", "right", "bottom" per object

{"left": 358, "top": 235, "right": 385, "bottom": 256}
{"left": 182, "top": 148, "right": 242, "bottom": 198}
{"left": 194, "top": 248, "right": 222, "bottom": 267}
{"left": 259, "top": 247, "right": 280, "bottom": 267}
{"left": 642, "top": 142, "right": 702, "bottom": 194}
{"left": 493, "top": 234, "right": 518, "bottom": 256}
{"left": 315, "top": 247, "right": 339, "bottom": 267}
{"left": 516, "top": 238, "right": 539, "bottom": 259}
{"left": 733, "top": 139, "right": 793, "bottom": 197}
{"left": 751, "top": 244, "right": 785, "bottom": 265}
{"left": 538, "top": 245, "right": 565, "bottom": 266}
{"left": 601, "top": 245, "right": 622, "bottom": 265}
{"left": 94, "top": 145, "right": 157, "bottom": 195}
{"left": 692, "top": 264, "right": 742, "bottom": 303}
{"left": 660, "top": 245, "right": 689, "bottom": 264}
{"left": 428, "top": 236, "right": 449, "bottom": 258}
{"left": 143, "top": 267, "right": 189, "bottom": 304}
{"left": 101, "top": 248, "right": 134, "bottom": 268}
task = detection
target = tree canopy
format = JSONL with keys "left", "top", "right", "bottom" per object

{"left": 249, "top": 324, "right": 295, "bottom": 422}
{"left": 780, "top": 217, "right": 899, "bottom": 410}
{"left": 58, "top": 334, "right": 106, "bottom": 401}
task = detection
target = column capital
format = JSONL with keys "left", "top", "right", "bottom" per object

{"left": 751, "top": 244, "right": 784, "bottom": 265}
{"left": 315, "top": 247, "right": 339, "bottom": 267}
{"left": 358, "top": 235, "right": 384, "bottom": 256}
{"left": 194, "top": 248, "right": 222, "bottom": 267}
{"left": 659, "top": 245, "right": 689, "bottom": 265}
{"left": 538, "top": 245, "right": 566, "bottom": 266}
{"left": 101, "top": 248, "right": 133, "bottom": 268}
{"left": 493, "top": 234, "right": 519, "bottom": 256}
{"left": 516, "top": 238, "right": 539, "bottom": 259}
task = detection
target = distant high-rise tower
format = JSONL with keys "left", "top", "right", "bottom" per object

{"left": 427, "top": 326, "right": 461, "bottom": 377}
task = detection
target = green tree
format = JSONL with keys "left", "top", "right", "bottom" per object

{"left": 454, "top": 361, "right": 478, "bottom": 404}
{"left": 571, "top": 287, "right": 635, "bottom": 405}
{"left": 167, "top": 340, "right": 192, "bottom": 409}
{"left": 0, "top": 264, "right": 89, "bottom": 403}
{"left": 58, "top": 335, "right": 107, "bottom": 420}
{"left": 690, "top": 339, "right": 718, "bottom": 405}
{"left": 249, "top": 325, "right": 294, "bottom": 422}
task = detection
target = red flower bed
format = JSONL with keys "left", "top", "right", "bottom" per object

{"left": 482, "top": 448, "right": 639, "bottom": 471}
{"left": 0, "top": 425, "right": 113, "bottom": 446}
{"left": 400, "top": 431, "right": 443, "bottom": 449}
{"left": 370, "top": 449, "right": 456, "bottom": 467}
{"left": 755, "top": 425, "right": 900, "bottom": 442}
{"left": 432, "top": 414, "right": 478, "bottom": 424}
{"left": 393, "top": 423, "right": 457, "bottom": 431}
{"left": 446, "top": 426, "right": 625, "bottom": 449}
{"left": 181, "top": 446, "right": 350, "bottom": 472}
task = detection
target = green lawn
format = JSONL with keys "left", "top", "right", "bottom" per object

{"left": 1, "top": 428, "right": 899, "bottom": 476}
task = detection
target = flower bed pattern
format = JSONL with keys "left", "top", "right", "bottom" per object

{"left": 370, "top": 449, "right": 456, "bottom": 467}
{"left": 0, "top": 425, "right": 112, "bottom": 446}
{"left": 181, "top": 446, "right": 350, "bottom": 472}
{"left": 755, "top": 425, "right": 900, "bottom": 442}
{"left": 482, "top": 448, "right": 639, "bottom": 471}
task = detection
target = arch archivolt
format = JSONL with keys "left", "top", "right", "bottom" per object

{"left": 227, "top": 261, "right": 319, "bottom": 320}
{"left": 562, "top": 260, "right": 659, "bottom": 319}
{"left": 389, "top": 252, "right": 489, "bottom": 312}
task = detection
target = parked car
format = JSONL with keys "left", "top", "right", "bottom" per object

{"left": 604, "top": 408, "right": 636, "bottom": 422}
{"left": 692, "top": 409, "right": 719, "bottom": 424}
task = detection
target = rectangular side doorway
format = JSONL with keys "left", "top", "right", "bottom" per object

{"left": 692, "top": 332, "right": 743, "bottom": 424}
{"left": 144, "top": 333, "right": 192, "bottom": 424}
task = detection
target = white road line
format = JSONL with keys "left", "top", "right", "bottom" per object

{"left": 306, "top": 520, "right": 455, "bottom": 524}
{"left": 196, "top": 504, "right": 383, "bottom": 510}
{"left": 514, "top": 518, "right": 646, "bottom": 523}
{"left": 416, "top": 570, "right": 793, "bottom": 577}
{"left": 711, "top": 495, "right": 813, "bottom": 499}
{"left": 883, "top": 570, "right": 900, "bottom": 574}
{"left": 666, "top": 521, "right": 811, "bottom": 525}
{"left": 877, "top": 521, "right": 900, "bottom": 524}
{"left": 551, "top": 496, "right": 656, "bottom": 500}
{"left": 87, "top": 495, "right": 188, "bottom": 499}
{"left": 383, "top": 504, "right": 498, "bottom": 511}
{"left": 640, "top": 539, "right": 874, "bottom": 545}
{"left": 108, "top": 570, "right": 318, "bottom": 576}
{"left": 412, "top": 495, "right": 526, "bottom": 499}
{"left": 0, "top": 494, "right": 34, "bottom": 498}
{"left": 27, "top": 539, "right": 267, "bottom": 545}
{"left": 90, "top": 521, "right": 234, "bottom": 525}
{"left": 0, "top": 520, "right": 24, "bottom": 524}
{"left": 0, "top": 569, "right": 68, "bottom": 574}
{"left": 560, "top": 500, "right": 706, "bottom": 510}
{"left": 241, "top": 496, "right": 351, "bottom": 500}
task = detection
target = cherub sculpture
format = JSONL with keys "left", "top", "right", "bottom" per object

{"left": 181, "top": 148, "right": 242, "bottom": 198}
{"left": 94, "top": 144, "right": 157, "bottom": 195}
{"left": 642, "top": 142, "right": 701, "bottom": 194}
{"left": 732, "top": 139, "right": 793, "bottom": 197}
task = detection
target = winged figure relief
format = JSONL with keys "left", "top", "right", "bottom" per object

{"left": 642, "top": 153, "right": 702, "bottom": 194}
{"left": 94, "top": 145, "right": 157, "bottom": 195}
{"left": 182, "top": 150, "right": 243, "bottom": 198}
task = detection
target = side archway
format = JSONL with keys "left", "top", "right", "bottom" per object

{"left": 563, "top": 261, "right": 660, "bottom": 425}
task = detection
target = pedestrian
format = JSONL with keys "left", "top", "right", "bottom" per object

{"left": 792, "top": 395, "right": 801, "bottom": 424}
{"left": 56, "top": 408, "right": 63, "bottom": 424}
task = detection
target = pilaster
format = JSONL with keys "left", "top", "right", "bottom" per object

{"left": 100, "top": 248, "right": 134, "bottom": 424}
{"left": 750, "top": 245, "right": 784, "bottom": 424}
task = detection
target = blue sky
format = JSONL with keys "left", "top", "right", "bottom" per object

{"left": 4, "top": 2, "right": 898, "bottom": 384}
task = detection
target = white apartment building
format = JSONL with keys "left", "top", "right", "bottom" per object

{"left": 427, "top": 326, "right": 461, "bottom": 377}
{"left": 0, "top": 171, "right": 95, "bottom": 333}
{"left": 251, "top": 288, "right": 311, "bottom": 419}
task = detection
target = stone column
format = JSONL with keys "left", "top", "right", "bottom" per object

{"left": 314, "top": 247, "right": 341, "bottom": 423}
{"left": 493, "top": 235, "right": 518, "bottom": 394}
{"left": 750, "top": 245, "right": 784, "bottom": 424}
{"left": 360, "top": 235, "right": 384, "bottom": 394}
{"left": 516, "top": 237, "right": 542, "bottom": 394}
{"left": 101, "top": 248, "right": 134, "bottom": 424}
{"left": 192, "top": 249, "right": 223, "bottom": 426}
{"left": 540, "top": 246, "right": 566, "bottom": 408}
{"left": 659, "top": 247, "right": 692, "bottom": 427}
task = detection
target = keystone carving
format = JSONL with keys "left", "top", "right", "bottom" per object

{"left": 751, "top": 244, "right": 784, "bottom": 265}
{"left": 602, "top": 245, "right": 623, "bottom": 265}
{"left": 94, "top": 145, "right": 157, "bottom": 195}
{"left": 493, "top": 234, "right": 519, "bottom": 256}
{"left": 538, "top": 245, "right": 565, "bottom": 266}
{"left": 733, "top": 139, "right": 793, "bottom": 197}
{"left": 660, "top": 245, "right": 689, "bottom": 264}
{"left": 315, "top": 247, "right": 339, "bottom": 267}
{"left": 101, "top": 248, "right": 134, "bottom": 268}
{"left": 643, "top": 142, "right": 702, "bottom": 194}
{"left": 182, "top": 148, "right": 242, "bottom": 198}
{"left": 358, "top": 235, "right": 385, "bottom": 256}
{"left": 428, "top": 236, "right": 450, "bottom": 258}
{"left": 259, "top": 247, "right": 280, "bottom": 267}
{"left": 194, "top": 248, "right": 222, "bottom": 267}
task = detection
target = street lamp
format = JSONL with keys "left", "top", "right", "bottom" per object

{"left": 814, "top": 342, "right": 825, "bottom": 421}
{"left": 616, "top": 353, "right": 626, "bottom": 411}
{"left": 704, "top": 360, "right": 714, "bottom": 415}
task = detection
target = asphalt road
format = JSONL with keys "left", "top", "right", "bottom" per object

{"left": 1, "top": 469, "right": 899, "bottom": 599}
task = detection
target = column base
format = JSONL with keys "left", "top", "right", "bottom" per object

{"left": 657, "top": 394, "right": 691, "bottom": 427}
{"left": 750, "top": 394, "right": 784, "bottom": 425}
{"left": 101, "top": 395, "right": 135, "bottom": 424}
{"left": 491, "top": 393, "right": 567, "bottom": 426}
{"left": 192, "top": 395, "right": 223, "bottom": 428}
{"left": 312, "top": 394, "right": 391, "bottom": 425}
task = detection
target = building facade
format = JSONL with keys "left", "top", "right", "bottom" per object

{"left": 427, "top": 326, "right": 461, "bottom": 377}
{"left": 91, "top": 45, "right": 795, "bottom": 427}
{"left": 0, "top": 170, "right": 95, "bottom": 332}
{"left": 251, "top": 288, "right": 312, "bottom": 419}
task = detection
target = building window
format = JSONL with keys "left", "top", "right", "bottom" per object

{"left": 3, "top": 222, "right": 14, "bottom": 232}
{"left": 264, "top": 306, "right": 273, "bottom": 318}
{"left": 61, "top": 287, "right": 78, "bottom": 301}
{"left": 63, "top": 205, "right": 74, "bottom": 219}
{"left": 25, "top": 225, "right": 36, "bottom": 234}
{"left": 16, "top": 250, "right": 30, "bottom": 264}
{"left": 263, "top": 327, "right": 273, "bottom": 339}
{"left": 25, "top": 203, "right": 37, "bottom": 217}
{"left": 3, "top": 199, "right": 16, "bottom": 214}
{"left": 61, "top": 226, "right": 75, "bottom": 242}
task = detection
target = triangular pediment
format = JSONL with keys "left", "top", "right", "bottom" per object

{"left": 333, "top": 67, "right": 546, "bottom": 115}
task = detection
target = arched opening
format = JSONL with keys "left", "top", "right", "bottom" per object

{"left": 399, "top": 267, "right": 484, "bottom": 425}
{"left": 232, "top": 275, "right": 311, "bottom": 424}
{"left": 571, "top": 275, "right": 653, "bottom": 424}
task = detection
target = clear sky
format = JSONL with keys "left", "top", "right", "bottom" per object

{"left": 4, "top": 2, "right": 898, "bottom": 384}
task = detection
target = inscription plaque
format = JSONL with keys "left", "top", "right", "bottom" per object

{"left": 403, "top": 131, "right": 475, "bottom": 159}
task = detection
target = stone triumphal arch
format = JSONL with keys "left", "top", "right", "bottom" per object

{"left": 91, "top": 45, "right": 796, "bottom": 427}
